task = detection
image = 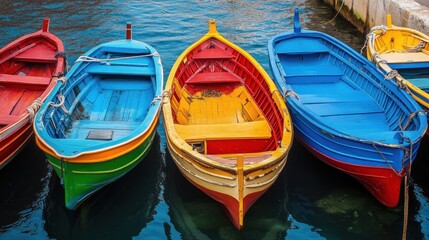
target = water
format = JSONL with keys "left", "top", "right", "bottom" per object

{"left": 0, "top": 0, "right": 428, "bottom": 239}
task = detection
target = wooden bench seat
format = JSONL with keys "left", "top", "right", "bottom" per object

{"left": 193, "top": 48, "right": 235, "bottom": 59}
{"left": 305, "top": 101, "right": 384, "bottom": 117}
{"left": 13, "top": 44, "right": 57, "bottom": 63}
{"left": 174, "top": 120, "right": 272, "bottom": 141}
{"left": 380, "top": 52, "right": 429, "bottom": 64}
{"left": 0, "top": 74, "right": 51, "bottom": 86}
{"left": 186, "top": 72, "right": 242, "bottom": 84}
{"left": 86, "top": 64, "right": 154, "bottom": 76}
{"left": 0, "top": 114, "right": 20, "bottom": 125}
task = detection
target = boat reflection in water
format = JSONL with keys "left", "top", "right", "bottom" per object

{"left": 164, "top": 150, "right": 291, "bottom": 239}
{"left": 43, "top": 134, "right": 162, "bottom": 239}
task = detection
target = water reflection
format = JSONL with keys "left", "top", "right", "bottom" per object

{"left": 0, "top": 0, "right": 428, "bottom": 239}
{"left": 43, "top": 135, "right": 163, "bottom": 239}
{"left": 0, "top": 138, "right": 50, "bottom": 238}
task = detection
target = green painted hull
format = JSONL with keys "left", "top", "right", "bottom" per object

{"left": 46, "top": 131, "right": 156, "bottom": 210}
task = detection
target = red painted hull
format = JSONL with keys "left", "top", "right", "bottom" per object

{"left": 0, "top": 19, "right": 65, "bottom": 169}
{"left": 298, "top": 137, "right": 404, "bottom": 207}
{"left": 0, "top": 122, "right": 33, "bottom": 169}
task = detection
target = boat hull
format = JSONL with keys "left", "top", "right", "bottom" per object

{"left": 165, "top": 131, "right": 287, "bottom": 229}
{"left": 36, "top": 125, "right": 157, "bottom": 209}
{"left": 0, "top": 121, "right": 32, "bottom": 169}
{"left": 297, "top": 135, "right": 406, "bottom": 207}
{"left": 289, "top": 103, "right": 419, "bottom": 207}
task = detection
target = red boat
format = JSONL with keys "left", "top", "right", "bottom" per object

{"left": 0, "top": 18, "right": 65, "bottom": 169}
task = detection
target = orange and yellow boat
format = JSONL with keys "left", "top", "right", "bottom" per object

{"left": 162, "top": 19, "right": 293, "bottom": 230}
{"left": 366, "top": 14, "right": 429, "bottom": 109}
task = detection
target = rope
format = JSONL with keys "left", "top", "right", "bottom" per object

{"left": 202, "top": 89, "right": 221, "bottom": 97}
{"left": 75, "top": 52, "right": 160, "bottom": 64}
{"left": 371, "top": 141, "right": 402, "bottom": 177}
{"left": 324, "top": 0, "right": 345, "bottom": 25}
{"left": 399, "top": 110, "right": 427, "bottom": 131}
{"left": 26, "top": 98, "right": 43, "bottom": 123}
{"left": 404, "top": 41, "right": 426, "bottom": 53}
{"left": 384, "top": 69, "right": 411, "bottom": 93}
{"left": 401, "top": 136, "right": 413, "bottom": 240}
{"left": 385, "top": 69, "right": 399, "bottom": 80}
{"left": 283, "top": 89, "right": 300, "bottom": 101}
{"left": 402, "top": 174, "right": 410, "bottom": 240}
{"left": 151, "top": 90, "right": 171, "bottom": 105}
{"left": 361, "top": 25, "right": 387, "bottom": 55}
{"left": 55, "top": 76, "right": 67, "bottom": 84}
{"left": 48, "top": 94, "right": 69, "bottom": 114}
{"left": 376, "top": 58, "right": 388, "bottom": 69}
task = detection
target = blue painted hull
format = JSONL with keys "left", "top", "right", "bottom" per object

{"left": 267, "top": 10, "right": 427, "bottom": 207}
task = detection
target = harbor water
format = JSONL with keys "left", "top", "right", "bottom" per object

{"left": 0, "top": 0, "right": 428, "bottom": 239}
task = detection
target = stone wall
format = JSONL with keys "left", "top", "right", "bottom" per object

{"left": 322, "top": 0, "right": 429, "bottom": 35}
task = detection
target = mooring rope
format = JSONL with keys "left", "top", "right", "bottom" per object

{"left": 151, "top": 90, "right": 171, "bottom": 105}
{"left": 324, "top": 0, "right": 345, "bottom": 25}
{"left": 55, "top": 76, "right": 67, "bottom": 84}
{"left": 283, "top": 89, "right": 300, "bottom": 101}
{"left": 48, "top": 94, "right": 69, "bottom": 114}
{"left": 26, "top": 98, "right": 43, "bottom": 123}
{"left": 361, "top": 25, "right": 387, "bottom": 55}
{"left": 370, "top": 141, "right": 402, "bottom": 177}
{"left": 401, "top": 135, "right": 413, "bottom": 240}
{"left": 399, "top": 110, "right": 427, "bottom": 131}
{"left": 75, "top": 52, "right": 160, "bottom": 64}
{"left": 404, "top": 41, "right": 426, "bottom": 53}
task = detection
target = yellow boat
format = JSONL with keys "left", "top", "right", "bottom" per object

{"left": 162, "top": 19, "right": 293, "bottom": 230}
{"left": 366, "top": 14, "right": 429, "bottom": 108}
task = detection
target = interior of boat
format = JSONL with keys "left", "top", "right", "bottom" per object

{"left": 0, "top": 37, "right": 58, "bottom": 127}
{"left": 276, "top": 37, "right": 421, "bottom": 140}
{"left": 169, "top": 38, "right": 284, "bottom": 155}
{"left": 42, "top": 51, "right": 156, "bottom": 141}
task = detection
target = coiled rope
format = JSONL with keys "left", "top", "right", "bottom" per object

{"left": 48, "top": 94, "right": 69, "bottom": 114}
{"left": 26, "top": 98, "right": 43, "bottom": 123}
{"left": 361, "top": 25, "right": 387, "bottom": 55}
{"left": 404, "top": 41, "right": 426, "bottom": 53}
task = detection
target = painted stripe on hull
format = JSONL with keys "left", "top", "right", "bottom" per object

{"left": 0, "top": 121, "right": 32, "bottom": 169}
{"left": 180, "top": 168, "right": 268, "bottom": 230}
{"left": 167, "top": 137, "right": 287, "bottom": 229}
{"left": 297, "top": 135, "right": 404, "bottom": 207}
{"left": 45, "top": 131, "right": 156, "bottom": 209}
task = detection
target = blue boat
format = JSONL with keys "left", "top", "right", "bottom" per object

{"left": 33, "top": 23, "right": 163, "bottom": 209}
{"left": 267, "top": 9, "right": 427, "bottom": 207}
